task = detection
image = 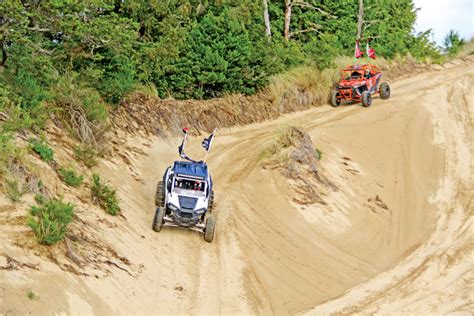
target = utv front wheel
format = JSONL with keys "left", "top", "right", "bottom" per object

{"left": 155, "top": 181, "right": 165, "bottom": 206}
{"left": 152, "top": 207, "right": 165, "bottom": 232}
{"left": 379, "top": 82, "right": 391, "bottom": 99}
{"left": 330, "top": 90, "right": 341, "bottom": 107}
{"left": 361, "top": 91, "right": 372, "bottom": 107}
{"left": 204, "top": 217, "right": 216, "bottom": 243}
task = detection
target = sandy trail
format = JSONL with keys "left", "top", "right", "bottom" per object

{"left": 1, "top": 61, "right": 472, "bottom": 315}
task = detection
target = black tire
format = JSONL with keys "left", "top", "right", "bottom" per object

{"left": 361, "top": 91, "right": 372, "bottom": 107}
{"left": 155, "top": 181, "right": 165, "bottom": 206}
{"left": 330, "top": 90, "right": 341, "bottom": 107}
{"left": 152, "top": 207, "right": 165, "bottom": 232}
{"left": 208, "top": 190, "right": 215, "bottom": 212}
{"left": 204, "top": 216, "right": 216, "bottom": 243}
{"left": 379, "top": 82, "right": 390, "bottom": 99}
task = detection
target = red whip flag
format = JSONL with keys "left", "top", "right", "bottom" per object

{"left": 366, "top": 42, "right": 376, "bottom": 59}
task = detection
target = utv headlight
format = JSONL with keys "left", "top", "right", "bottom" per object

{"left": 195, "top": 208, "right": 206, "bottom": 214}
{"left": 167, "top": 203, "right": 179, "bottom": 211}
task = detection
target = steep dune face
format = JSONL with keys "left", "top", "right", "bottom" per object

{"left": 1, "top": 60, "right": 472, "bottom": 315}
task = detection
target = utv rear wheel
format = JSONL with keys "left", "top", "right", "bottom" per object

{"left": 204, "top": 216, "right": 216, "bottom": 243}
{"left": 155, "top": 181, "right": 165, "bottom": 206}
{"left": 361, "top": 91, "right": 372, "bottom": 107}
{"left": 152, "top": 207, "right": 165, "bottom": 232}
{"left": 330, "top": 90, "right": 341, "bottom": 107}
{"left": 208, "top": 190, "right": 215, "bottom": 212}
{"left": 379, "top": 82, "right": 390, "bottom": 99}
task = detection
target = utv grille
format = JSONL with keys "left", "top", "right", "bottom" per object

{"left": 181, "top": 212, "right": 193, "bottom": 218}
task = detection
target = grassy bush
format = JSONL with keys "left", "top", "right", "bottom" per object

{"left": 4, "top": 177, "right": 28, "bottom": 202}
{"left": 100, "top": 63, "right": 138, "bottom": 105}
{"left": 0, "top": 133, "right": 16, "bottom": 175}
{"left": 29, "top": 138, "right": 54, "bottom": 163}
{"left": 58, "top": 167, "right": 84, "bottom": 188}
{"left": 51, "top": 73, "right": 109, "bottom": 143}
{"left": 268, "top": 66, "right": 338, "bottom": 111}
{"left": 457, "top": 38, "right": 474, "bottom": 57}
{"left": 91, "top": 174, "right": 120, "bottom": 215}
{"left": 73, "top": 144, "right": 99, "bottom": 168}
{"left": 26, "top": 195, "right": 74, "bottom": 245}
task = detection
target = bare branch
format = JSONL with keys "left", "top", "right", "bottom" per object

{"left": 289, "top": 24, "right": 323, "bottom": 38}
{"left": 291, "top": 1, "right": 336, "bottom": 18}
{"left": 363, "top": 19, "right": 381, "bottom": 29}
{"left": 27, "top": 26, "right": 50, "bottom": 32}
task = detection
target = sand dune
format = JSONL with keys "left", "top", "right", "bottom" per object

{"left": 0, "top": 60, "right": 472, "bottom": 315}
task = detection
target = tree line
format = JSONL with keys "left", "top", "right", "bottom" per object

{"left": 0, "top": 0, "right": 441, "bottom": 109}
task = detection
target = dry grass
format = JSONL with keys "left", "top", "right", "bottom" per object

{"left": 268, "top": 67, "right": 338, "bottom": 112}
{"left": 262, "top": 126, "right": 320, "bottom": 178}
{"left": 1, "top": 158, "right": 45, "bottom": 202}
{"left": 261, "top": 126, "right": 330, "bottom": 205}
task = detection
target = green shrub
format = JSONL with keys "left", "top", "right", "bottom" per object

{"left": 91, "top": 174, "right": 120, "bottom": 215}
{"left": 443, "top": 30, "right": 465, "bottom": 56}
{"left": 100, "top": 62, "right": 138, "bottom": 105}
{"left": 27, "top": 290, "right": 39, "bottom": 300}
{"left": 29, "top": 138, "right": 54, "bottom": 163}
{"left": 73, "top": 144, "right": 99, "bottom": 168}
{"left": 27, "top": 195, "right": 74, "bottom": 245}
{"left": 58, "top": 167, "right": 84, "bottom": 188}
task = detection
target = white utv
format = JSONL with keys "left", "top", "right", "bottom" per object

{"left": 153, "top": 161, "right": 216, "bottom": 242}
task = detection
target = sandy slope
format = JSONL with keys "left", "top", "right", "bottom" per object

{"left": 1, "top": 59, "right": 472, "bottom": 315}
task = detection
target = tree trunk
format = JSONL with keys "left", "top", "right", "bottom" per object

{"left": 357, "top": 0, "right": 364, "bottom": 40}
{"left": 284, "top": 0, "right": 292, "bottom": 41}
{"left": 262, "top": 0, "right": 272, "bottom": 37}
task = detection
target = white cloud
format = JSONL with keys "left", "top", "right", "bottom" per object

{"left": 413, "top": 0, "right": 474, "bottom": 46}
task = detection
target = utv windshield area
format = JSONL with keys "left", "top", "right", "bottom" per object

{"left": 343, "top": 69, "right": 363, "bottom": 80}
{"left": 172, "top": 177, "right": 206, "bottom": 197}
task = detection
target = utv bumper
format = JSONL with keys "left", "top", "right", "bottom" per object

{"left": 163, "top": 214, "right": 205, "bottom": 232}
{"left": 337, "top": 87, "right": 362, "bottom": 100}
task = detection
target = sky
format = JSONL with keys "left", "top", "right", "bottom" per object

{"left": 413, "top": 0, "right": 474, "bottom": 47}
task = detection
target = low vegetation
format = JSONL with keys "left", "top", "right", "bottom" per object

{"left": 443, "top": 30, "right": 466, "bottom": 57}
{"left": 91, "top": 174, "right": 120, "bottom": 215}
{"left": 4, "top": 177, "right": 28, "bottom": 202}
{"left": 58, "top": 167, "right": 84, "bottom": 188}
{"left": 27, "top": 290, "right": 39, "bottom": 300}
{"left": 262, "top": 126, "right": 331, "bottom": 205}
{"left": 27, "top": 195, "right": 75, "bottom": 245}
{"left": 73, "top": 144, "right": 99, "bottom": 168}
{"left": 29, "top": 139, "right": 54, "bottom": 163}
{"left": 263, "top": 126, "right": 321, "bottom": 178}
